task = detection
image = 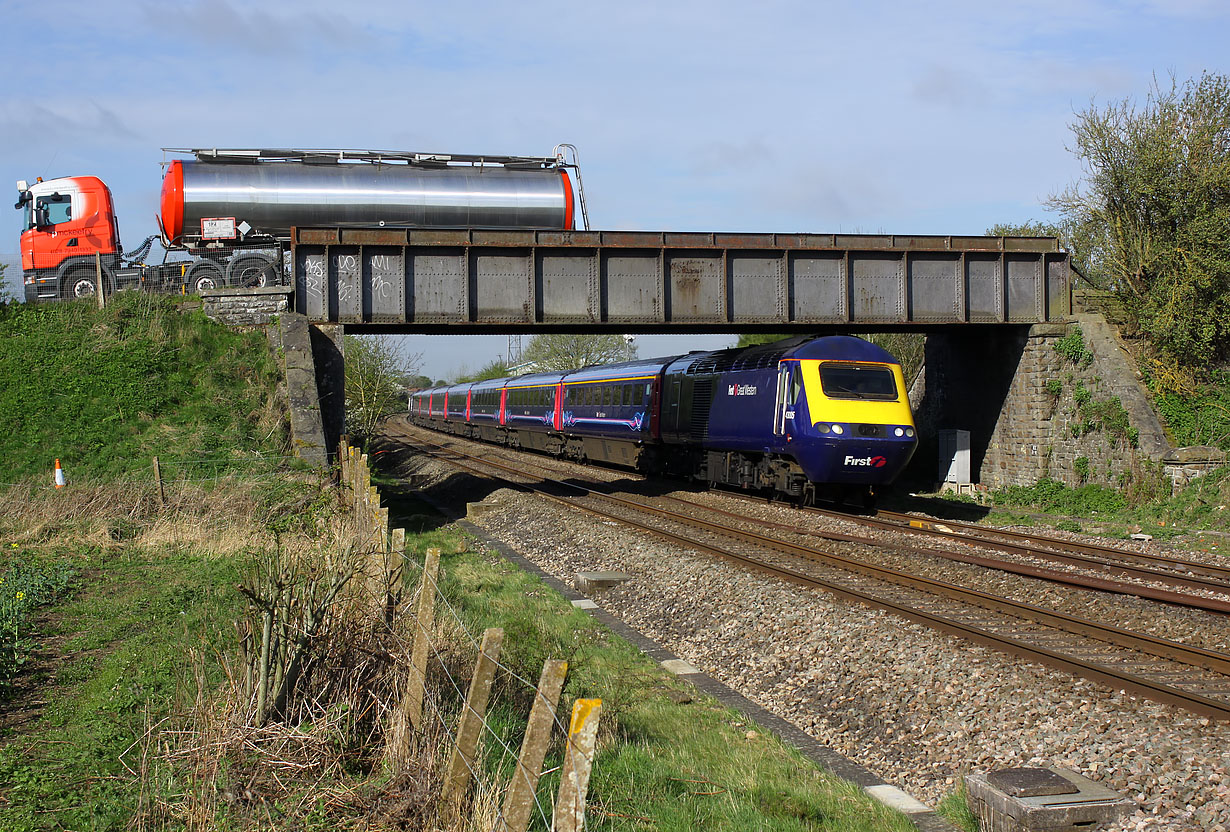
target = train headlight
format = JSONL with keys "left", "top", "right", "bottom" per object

{"left": 894, "top": 427, "right": 904, "bottom": 437}
{"left": 906, "top": 427, "right": 915, "bottom": 438}
{"left": 817, "top": 423, "right": 831, "bottom": 434}
{"left": 831, "top": 424, "right": 844, "bottom": 435}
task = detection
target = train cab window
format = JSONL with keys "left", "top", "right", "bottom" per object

{"left": 819, "top": 364, "right": 897, "bottom": 400}
{"left": 790, "top": 371, "right": 803, "bottom": 404}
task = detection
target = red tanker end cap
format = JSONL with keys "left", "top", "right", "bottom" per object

{"left": 160, "top": 160, "right": 184, "bottom": 241}
{"left": 560, "top": 169, "right": 575, "bottom": 231}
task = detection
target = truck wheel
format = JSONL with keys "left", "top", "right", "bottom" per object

{"left": 60, "top": 268, "right": 108, "bottom": 300}
{"left": 226, "top": 254, "right": 277, "bottom": 289}
{"left": 186, "top": 261, "right": 224, "bottom": 293}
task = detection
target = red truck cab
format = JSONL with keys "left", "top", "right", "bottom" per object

{"left": 16, "top": 176, "right": 121, "bottom": 301}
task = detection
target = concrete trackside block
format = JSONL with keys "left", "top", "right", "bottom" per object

{"left": 575, "top": 571, "right": 630, "bottom": 594}
{"left": 571, "top": 599, "right": 599, "bottom": 610}
{"left": 865, "top": 784, "right": 932, "bottom": 814}
{"left": 965, "top": 767, "right": 1132, "bottom": 831}
{"left": 661, "top": 659, "right": 701, "bottom": 675}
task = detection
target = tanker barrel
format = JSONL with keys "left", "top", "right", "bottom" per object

{"left": 159, "top": 160, "right": 574, "bottom": 242}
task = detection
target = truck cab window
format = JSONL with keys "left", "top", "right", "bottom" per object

{"left": 36, "top": 193, "right": 72, "bottom": 225}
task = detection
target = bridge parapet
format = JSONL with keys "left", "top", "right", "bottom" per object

{"left": 291, "top": 228, "right": 1070, "bottom": 332}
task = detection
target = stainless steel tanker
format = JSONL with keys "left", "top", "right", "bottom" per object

{"left": 159, "top": 148, "right": 576, "bottom": 243}
{"left": 16, "top": 145, "right": 587, "bottom": 300}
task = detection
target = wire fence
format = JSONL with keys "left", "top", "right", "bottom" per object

{"left": 0, "top": 454, "right": 307, "bottom": 506}
{"left": 2, "top": 439, "right": 602, "bottom": 828}
{"left": 339, "top": 437, "right": 602, "bottom": 831}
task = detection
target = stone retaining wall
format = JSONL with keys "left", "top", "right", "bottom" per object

{"left": 202, "top": 286, "right": 291, "bottom": 327}
{"left": 916, "top": 313, "right": 1218, "bottom": 491}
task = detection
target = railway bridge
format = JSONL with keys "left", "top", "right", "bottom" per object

{"left": 289, "top": 228, "right": 1070, "bottom": 331}
{"left": 219, "top": 229, "right": 1171, "bottom": 493}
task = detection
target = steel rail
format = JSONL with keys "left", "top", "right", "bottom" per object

{"left": 385, "top": 423, "right": 1230, "bottom": 720}
{"left": 874, "top": 507, "right": 1230, "bottom": 583}
{"left": 725, "top": 491, "right": 1230, "bottom": 601}
{"left": 654, "top": 492, "right": 1230, "bottom": 615}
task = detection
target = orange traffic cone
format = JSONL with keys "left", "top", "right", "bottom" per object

{"left": 54, "top": 459, "right": 66, "bottom": 488}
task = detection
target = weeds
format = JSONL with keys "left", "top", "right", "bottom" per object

{"left": 1054, "top": 325, "right": 1094, "bottom": 367}
{"left": 0, "top": 556, "right": 76, "bottom": 694}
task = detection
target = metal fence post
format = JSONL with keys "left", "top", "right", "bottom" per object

{"left": 440, "top": 627, "right": 505, "bottom": 825}
{"left": 552, "top": 698, "right": 603, "bottom": 832}
{"left": 494, "top": 659, "right": 569, "bottom": 832}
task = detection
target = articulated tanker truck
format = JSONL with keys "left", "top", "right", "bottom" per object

{"left": 14, "top": 146, "right": 581, "bottom": 303}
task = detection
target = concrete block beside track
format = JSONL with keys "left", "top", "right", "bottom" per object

{"left": 965, "top": 767, "right": 1132, "bottom": 831}
{"left": 575, "top": 571, "right": 631, "bottom": 594}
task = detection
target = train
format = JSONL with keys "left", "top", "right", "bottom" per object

{"left": 15, "top": 146, "right": 581, "bottom": 303}
{"left": 410, "top": 335, "right": 917, "bottom": 507}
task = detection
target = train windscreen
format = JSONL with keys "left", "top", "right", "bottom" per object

{"left": 818, "top": 364, "right": 897, "bottom": 400}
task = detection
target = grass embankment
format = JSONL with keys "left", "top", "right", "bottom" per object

{"left": 1, "top": 298, "right": 919, "bottom": 830}
{"left": 0, "top": 292, "right": 286, "bottom": 481}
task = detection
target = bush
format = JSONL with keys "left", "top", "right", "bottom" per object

{"left": 1152, "top": 369, "right": 1230, "bottom": 450}
{"left": 994, "top": 478, "right": 1127, "bottom": 515}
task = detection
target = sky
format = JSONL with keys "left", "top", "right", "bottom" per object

{"left": 2, "top": 0, "right": 1227, "bottom": 380}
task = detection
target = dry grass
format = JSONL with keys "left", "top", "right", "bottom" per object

{"left": 0, "top": 471, "right": 330, "bottom": 555}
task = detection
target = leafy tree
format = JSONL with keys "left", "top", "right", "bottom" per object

{"left": 343, "top": 335, "right": 420, "bottom": 439}
{"left": 521, "top": 333, "right": 636, "bottom": 372}
{"left": 735, "top": 332, "right": 923, "bottom": 383}
{"left": 735, "top": 333, "right": 789, "bottom": 348}
{"left": 454, "top": 358, "right": 512, "bottom": 383}
{"left": 403, "top": 373, "right": 434, "bottom": 390}
{"left": 0, "top": 262, "right": 13, "bottom": 305}
{"left": 1049, "top": 73, "right": 1230, "bottom": 370}
{"left": 985, "top": 221, "right": 1065, "bottom": 240}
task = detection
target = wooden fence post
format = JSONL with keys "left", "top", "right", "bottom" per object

{"left": 152, "top": 456, "right": 165, "bottom": 508}
{"left": 402, "top": 547, "right": 441, "bottom": 732}
{"left": 95, "top": 251, "right": 105, "bottom": 309}
{"left": 440, "top": 627, "right": 504, "bottom": 825}
{"left": 552, "top": 698, "right": 603, "bottom": 832}
{"left": 388, "top": 528, "right": 406, "bottom": 626}
{"left": 494, "top": 659, "right": 569, "bottom": 832}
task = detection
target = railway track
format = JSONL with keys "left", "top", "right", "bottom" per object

{"left": 383, "top": 419, "right": 1230, "bottom": 720}
{"left": 703, "top": 486, "right": 1230, "bottom": 611}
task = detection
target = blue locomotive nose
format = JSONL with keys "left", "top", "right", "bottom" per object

{"left": 796, "top": 436, "right": 917, "bottom": 484}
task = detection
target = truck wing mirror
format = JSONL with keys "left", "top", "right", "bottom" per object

{"left": 35, "top": 207, "right": 51, "bottom": 228}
